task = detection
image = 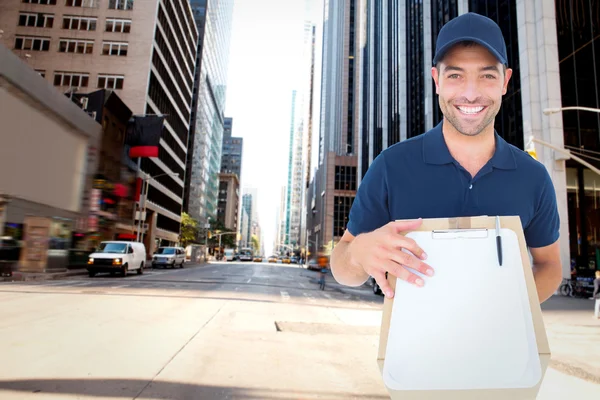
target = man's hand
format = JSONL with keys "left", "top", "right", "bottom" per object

{"left": 347, "top": 219, "right": 433, "bottom": 298}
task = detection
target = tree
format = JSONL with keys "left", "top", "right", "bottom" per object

{"left": 208, "top": 219, "right": 236, "bottom": 249}
{"left": 250, "top": 234, "right": 260, "bottom": 254}
{"left": 180, "top": 212, "right": 198, "bottom": 246}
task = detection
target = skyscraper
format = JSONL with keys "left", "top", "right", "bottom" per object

{"left": 186, "top": 0, "right": 234, "bottom": 226}
{"left": 0, "top": 0, "right": 199, "bottom": 247}
{"left": 220, "top": 117, "right": 243, "bottom": 179}
{"left": 306, "top": 0, "right": 359, "bottom": 254}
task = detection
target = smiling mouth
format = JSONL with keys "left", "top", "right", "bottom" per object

{"left": 455, "top": 105, "right": 486, "bottom": 115}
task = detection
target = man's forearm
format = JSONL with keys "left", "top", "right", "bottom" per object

{"left": 532, "top": 262, "right": 563, "bottom": 303}
{"left": 330, "top": 240, "right": 369, "bottom": 287}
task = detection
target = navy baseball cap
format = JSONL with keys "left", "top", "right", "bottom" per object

{"left": 432, "top": 12, "right": 508, "bottom": 66}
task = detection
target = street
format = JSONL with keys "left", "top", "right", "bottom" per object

{"left": 0, "top": 262, "right": 598, "bottom": 399}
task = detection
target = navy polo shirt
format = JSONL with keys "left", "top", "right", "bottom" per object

{"left": 347, "top": 122, "right": 560, "bottom": 248}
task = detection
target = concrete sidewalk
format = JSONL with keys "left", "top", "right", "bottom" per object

{"left": 541, "top": 295, "right": 600, "bottom": 383}
{"left": 0, "top": 261, "right": 209, "bottom": 283}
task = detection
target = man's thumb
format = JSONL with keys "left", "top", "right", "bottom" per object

{"left": 391, "top": 218, "right": 422, "bottom": 233}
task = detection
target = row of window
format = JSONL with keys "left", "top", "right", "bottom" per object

{"left": 15, "top": 35, "right": 128, "bottom": 56}
{"left": 18, "top": 13, "right": 131, "bottom": 33}
{"left": 21, "top": 0, "right": 133, "bottom": 10}
{"left": 52, "top": 71, "right": 124, "bottom": 90}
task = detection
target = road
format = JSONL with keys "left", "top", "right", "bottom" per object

{"left": 0, "top": 261, "right": 597, "bottom": 399}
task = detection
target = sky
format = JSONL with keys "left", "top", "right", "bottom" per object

{"left": 224, "top": 0, "right": 322, "bottom": 256}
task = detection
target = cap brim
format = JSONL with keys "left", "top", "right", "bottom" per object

{"left": 432, "top": 36, "right": 507, "bottom": 66}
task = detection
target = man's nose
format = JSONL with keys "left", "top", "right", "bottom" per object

{"left": 462, "top": 78, "right": 481, "bottom": 103}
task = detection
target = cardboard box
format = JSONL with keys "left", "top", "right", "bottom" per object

{"left": 377, "top": 216, "right": 550, "bottom": 400}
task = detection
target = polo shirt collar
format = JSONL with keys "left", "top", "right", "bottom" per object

{"left": 422, "top": 122, "right": 517, "bottom": 170}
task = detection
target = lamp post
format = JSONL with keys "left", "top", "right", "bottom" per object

{"left": 543, "top": 106, "right": 600, "bottom": 115}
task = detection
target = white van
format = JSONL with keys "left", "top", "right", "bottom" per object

{"left": 224, "top": 248, "right": 235, "bottom": 261}
{"left": 152, "top": 246, "right": 186, "bottom": 268}
{"left": 87, "top": 241, "right": 146, "bottom": 277}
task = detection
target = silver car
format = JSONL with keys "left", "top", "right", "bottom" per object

{"left": 152, "top": 247, "right": 185, "bottom": 268}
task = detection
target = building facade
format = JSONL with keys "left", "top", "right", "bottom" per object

{"left": 220, "top": 117, "right": 243, "bottom": 179}
{"left": 186, "top": 0, "right": 234, "bottom": 225}
{"left": 216, "top": 172, "right": 239, "bottom": 232}
{"left": 0, "top": 44, "right": 102, "bottom": 271}
{"left": 306, "top": 0, "right": 359, "bottom": 255}
{"left": 0, "top": 0, "right": 199, "bottom": 246}
{"left": 354, "top": 0, "right": 600, "bottom": 278}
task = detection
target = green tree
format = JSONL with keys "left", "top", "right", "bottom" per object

{"left": 180, "top": 212, "right": 198, "bottom": 246}
{"left": 208, "top": 219, "right": 236, "bottom": 249}
{"left": 250, "top": 234, "right": 260, "bottom": 254}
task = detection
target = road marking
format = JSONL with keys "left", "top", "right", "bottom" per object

{"left": 299, "top": 282, "right": 306, "bottom": 288}
{"left": 246, "top": 279, "right": 251, "bottom": 283}
{"left": 280, "top": 290, "right": 290, "bottom": 301}
{"left": 323, "top": 293, "right": 332, "bottom": 299}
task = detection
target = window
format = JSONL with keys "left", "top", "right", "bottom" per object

{"left": 22, "top": 0, "right": 56, "bottom": 4}
{"left": 66, "top": 0, "right": 98, "bottom": 6}
{"left": 53, "top": 71, "right": 89, "bottom": 87}
{"left": 35, "top": 69, "right": 46, "bottom": 78}
{"left": 97, "top": 74, "right": 124, "bottom": 89}
{"left": 102, "top": 41, "right": 127, "bottom": 56}
{"left": 59, "top": 38, "right": 94, "bottom": 54}
{"left": 62, "top": 16, "right": 97, "bottom": 31}
{"left": 105, "top": 18, "right": 131, "bottom": 33}
{"left": 14, "top": 36, "right": 50, "bottom": 51}
{"left": 18, "top": 13, "right": 54, "bottom": 28}
{"left": 108, "top": 0, "right": 133, "bottom": 10}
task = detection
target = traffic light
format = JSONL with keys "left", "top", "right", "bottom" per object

{"left": 207, "top": 231, "right": 212, "bottom": 239}
{"left": 237, "top": 233, "right": 241, "bottom": 241}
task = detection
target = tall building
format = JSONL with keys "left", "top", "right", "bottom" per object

{"left": 354, "top": 0, "right": 600, "bottom": 278}
{"left": 306, "top": 0, "right": 359, "bottom": 254}
{"left": 186, "top": 0, "right": 235, "bottom": 226}
{"left": 220, "top": 117, "right": 243, "bottom": 179}
{"left": 216, "top": 172, "right": 239, "bottom": 232}
{"left": 239, "top": 205, "right": 249, "bottom": 248}
{"left": 0, "top": 0, "right": 199, "bottom": 247}
{"left": 276, "top": 185, "right": 287, "bottom": 253}
{"left": 284, "top": 90, "right": 297, "bottom": 246}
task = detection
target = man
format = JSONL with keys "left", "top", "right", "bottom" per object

{"left": 330, "top": 12, "right": 562, "bottom": 303}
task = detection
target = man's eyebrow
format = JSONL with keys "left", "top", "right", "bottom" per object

{"left": 481, "top": 65, "right": 501, "bottom": 73}
{"left": 443, "top": 66, "right": 464, "bottom": 73}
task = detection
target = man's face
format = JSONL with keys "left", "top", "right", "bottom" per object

{"left": 432, "top": 43, "right": 513, "bottom": 137}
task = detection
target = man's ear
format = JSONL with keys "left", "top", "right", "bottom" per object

{"left": 502, "top": 68, "right": 513, "bottom": 95}
{"left": 431, "top": 67, "right": 440, "bottom": 94}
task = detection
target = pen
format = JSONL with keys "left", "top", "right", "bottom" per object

{"left": 496, "top": 216, "right": 503, "bottom": 266}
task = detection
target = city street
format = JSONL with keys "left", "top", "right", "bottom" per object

{"left": 0, "top": 262, "right": 597, "bottom": 399}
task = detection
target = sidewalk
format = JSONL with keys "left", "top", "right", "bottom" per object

{"left": 541, "top": 295, "right": 600, "bottom": 383}
{"left": 0, "top": 260, "right": 209, "bottom": 283}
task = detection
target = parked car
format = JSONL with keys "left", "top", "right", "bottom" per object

{"left": 253, "top": 255, "right": 263, "bottom": 262}
{"left": 87, "top": 241, "right": 146, "bottom": 277}
{"left": 267, "top": 255, "right": 277, "bottom": 263}
{"left": 152, "top": 246, "right": 185, "bottom": 268}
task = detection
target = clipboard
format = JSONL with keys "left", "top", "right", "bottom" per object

{"left": 377, "top": 216, "right": 550, "bottom": 400}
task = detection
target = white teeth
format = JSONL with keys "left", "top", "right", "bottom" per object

{"left": 457, "top": 106, "right": 484, "bottom": 114}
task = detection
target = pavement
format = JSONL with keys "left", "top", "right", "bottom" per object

{"left": 2, "top": 260, "right": 600, "bottom": 388}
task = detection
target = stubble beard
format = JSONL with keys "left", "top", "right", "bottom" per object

{"left": 440, "top": 99, "right": 499, "bottom": 137}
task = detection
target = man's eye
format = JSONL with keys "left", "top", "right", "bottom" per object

{"left": 447, "top": 74, "right": 460, "bottom": 79}
{"left": 484, "top": 74, "right": 497, "bottom": 79}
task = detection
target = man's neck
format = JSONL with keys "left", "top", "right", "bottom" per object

{"left": 442, "top": 119, "right": 496, "bottom": 162}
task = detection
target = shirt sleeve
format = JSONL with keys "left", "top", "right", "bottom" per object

{"left": 524, "top": 167, "right": 560, "bottom": 248}
{"left": 593, "top": 279, "right": 599, "bottom": 298}
{"left": 346, "top": 151, "right": 391, "bottom": 236}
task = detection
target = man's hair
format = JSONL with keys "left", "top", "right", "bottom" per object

{"left": 435, "top": 41, "right": 507, "bottom": 75}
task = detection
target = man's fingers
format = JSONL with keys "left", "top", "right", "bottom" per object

{"left": 372, "top": 271, "right": 394, "bottom": 298}
{"left": 389, "top": 218, "right": 423, "bottom": 234}
{"left": 387, "top": 249, "right": 434, "bottom": 277}
{"left": 381, "top": 260, "right": 425, "bottom": 287}
{"left": 386, "top": 233, "right": 428, "bottom": 261}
